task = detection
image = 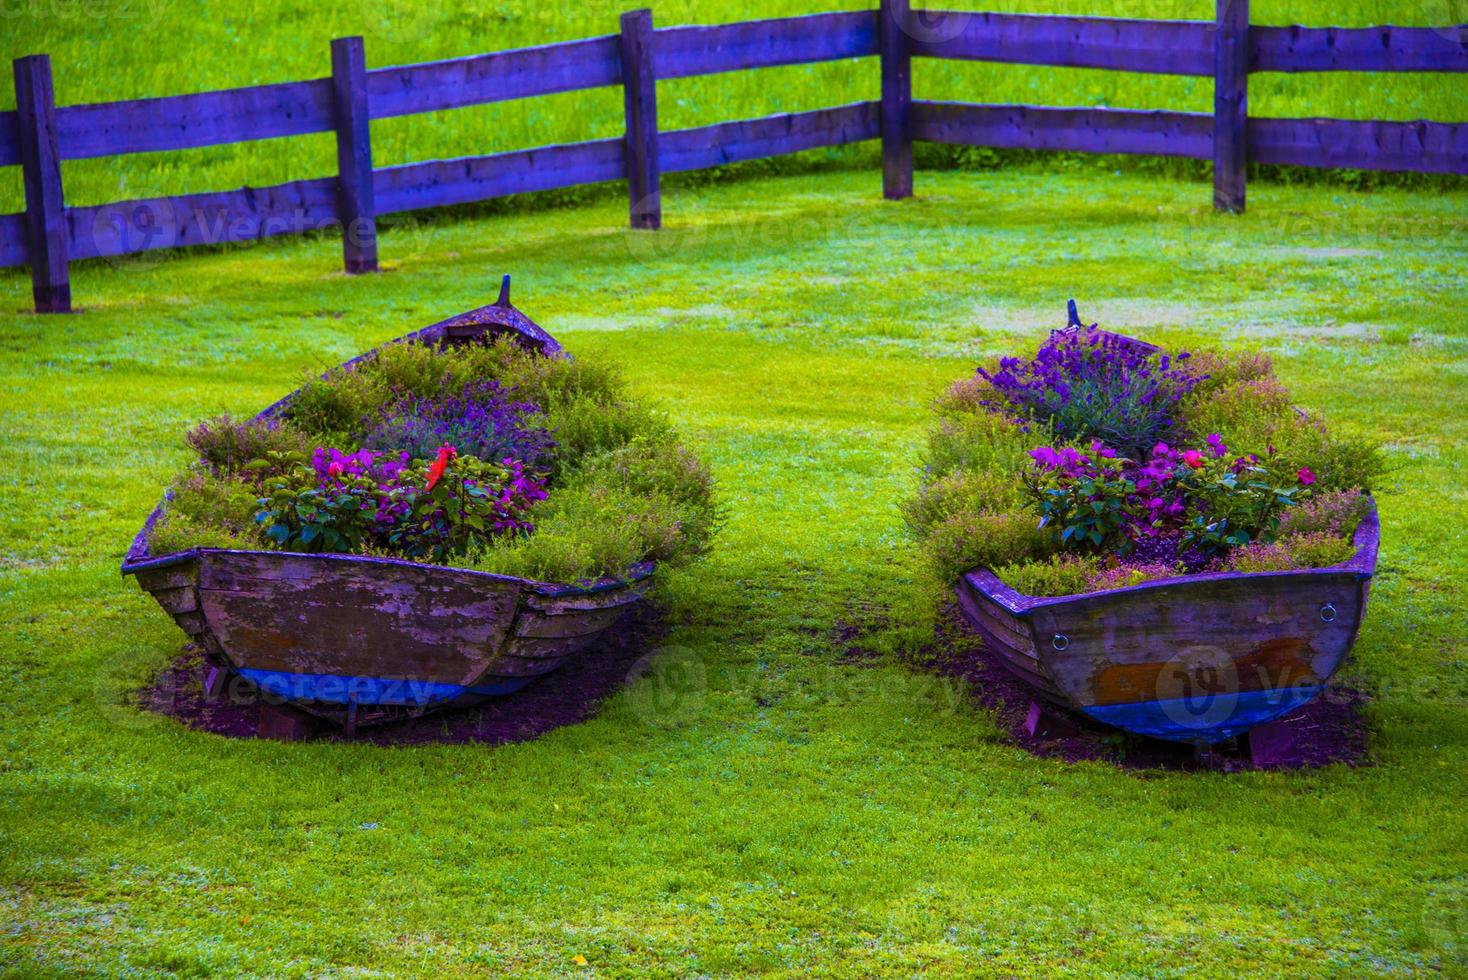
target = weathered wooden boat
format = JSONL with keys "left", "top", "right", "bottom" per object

{"left": 956, "top": 319, "right": 1380, "bottom": 745}
{"left": 122, "top": 277, "right": 654, "bottom": 731}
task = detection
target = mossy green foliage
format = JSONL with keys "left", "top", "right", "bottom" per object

{"left": 1, "top": 170, "right": 1466, "bottom": 974}
{"left": 161, "top": 338, "right": 718, "bottom": 584}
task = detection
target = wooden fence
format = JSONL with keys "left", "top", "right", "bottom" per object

{"left": 4, "top": 1, "right": 1466, "bottom": 312}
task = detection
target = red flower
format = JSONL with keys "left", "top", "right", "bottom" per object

{"left": 425, "top": 444, "right": 457, "bottom": 491}
{"left": 1182, "top": 450, "right": 1205, "bottom": 469}
{"left": 1297, "top": 466, "right": 1316, "bottom": 486}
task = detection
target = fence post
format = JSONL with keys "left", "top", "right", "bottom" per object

{"left": 1213, "top": 0, "right": 1249, "bottom": 212}
{"left": 879, "top": 0, "right": 913, "bottom": 199}
{"left": 330, "top": 36, "right": 378, "bottom": 273}
{"left": 619, "top": 8, "right": 661, "bottom": 229}
{"left": 13, "top": 55, "right": 71, "bottom": 313}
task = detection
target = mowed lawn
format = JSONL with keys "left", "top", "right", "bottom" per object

{"left": 1, "top": 167, "right": 1467, "bottom": 975}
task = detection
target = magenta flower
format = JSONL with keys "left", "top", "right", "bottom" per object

{"left": 1298, "top": 467, "right": 1316, "bottom": 485}
{"left": 1182, "top": 450, "right": 1205, "bottom": 469}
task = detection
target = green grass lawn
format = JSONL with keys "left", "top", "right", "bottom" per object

{"left": 1, "top": 166, "right": 1467, "bottom": 975}
{"left": 2, "top": 0, "right": 1466, "bottom": 212}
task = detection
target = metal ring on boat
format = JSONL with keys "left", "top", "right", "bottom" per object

{"left": 1320, "top": 603, "right": 1338, "bottom": 623}
{"left": 1052, "top": 633, "right": 1070, "bottom": 651}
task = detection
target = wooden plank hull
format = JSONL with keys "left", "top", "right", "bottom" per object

{"left": 123, "top": 289, "right": 652, "bottom": 728}
{"left": 129, "top": 550, "right": 651, "bottom": 723}
{"left": 957, "top": 498, "right": 1378, "bottom": 744}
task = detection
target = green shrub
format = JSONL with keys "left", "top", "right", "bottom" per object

{"left": 149, "top": 470, "right": 266, "bottom": 554}
{"left": 992, "top": 554, "right": 1100, "bottom": 597}
{"left": 468, "top": 482, "right": 695, "bottom": 584}
{"left": 902, "top": 468, "right": 1026, "bottom": 539}
{"left": 1284, "top": 531, "right": 1358, "bottom": 568}
{"left": 1279, "top": 489, "right": 1372, "bottom": 538}
{"left": 923, "top": 509, "right": 1052, "bottom": 584}
{"left": 185, "top": 414, "right": 311, "bottom": 479}
{"left": 541, "top": 395, "right": 672, "bottom": 474}
{"left": 575, "top": 441, "right": 722, "bottom": 558}
{"left": 1223, "top": 531, "right": 1356, "bottom": 573}
{"left": 923, "top": 408, "right": 1037, "bottom": 482}
{"left": 1084, "top": 561, "right": 1183, "bottom": 592}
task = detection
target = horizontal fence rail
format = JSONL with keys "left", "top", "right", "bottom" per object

{"left": 2, "top": 3, "right": 1465, "bottom": 311}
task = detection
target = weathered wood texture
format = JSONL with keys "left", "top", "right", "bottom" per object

{"left": 620, "top": 9, "right": 662, "bottom": 230}
{"left": 911, "top": 11, "right": 1212, "bottom": 76}
{"left": 366, "top": 36, "right": 622, "bottom": 118}
{"left": 330, "top": 37, "right": 377, "bottom": 274}
{"left": 912, "top": 102, "right": 1213, "bottom": 158}
{"left": 198, "top": 552, "right": 520, "bottom": 682}
{"left": 0, "top": 212, "right": 28, "bottom": 267}
{"left": 660, "top": 102, "right": 880, "bottom": 173}
{"left": 66, "top": 178, "right": 339, "bottom": 261}
{"left": 879, "top": 0, "right": 913, "bottom": 199}
{"left": 1250, "top": 117, "right": 1468, "bottom": 174}
{"left": 13, "top": 55, "right": 70, "bottom": 312}
{"left": 372, "top": 139, "right": 627, "bottom": 215}
{"left": 54, "top": 78, "right": 334, "bottom": 159}
{"left": 0, "top": 110, "right": 19, "bottom": 167}
{"left": 1214, "top": 0, "right": 1250, "bottom": 212}
{"left": 1252, "top": 25, "right": 1468, "bottom": 73}
{"left": 654, "top": 11, "right": 877, "bottom": 78}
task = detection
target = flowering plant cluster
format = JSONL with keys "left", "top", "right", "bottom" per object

{"left": 152, "top": 336, "right": 720, "bottom": 584}
{"left": 978, "top": 328, "right": 1202, "bottom": 456}
{"left": 255, "top": 446, "right": 548, "bottom": 561}
{"left": 1023, "top": 434, "right": 1311, "bottom": 565}
{"left": 361, "top": 379, "right": 555, "bottom": 474}
{"left": 906, "top": 315, "right": 1381, "bottom": 596}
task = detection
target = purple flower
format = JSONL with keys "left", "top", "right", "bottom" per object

{"left": 976, "top": 328, "right": 1203, "bottom": 455}
{"left": 361, "top": 379, "right": 554, "bottom": 473}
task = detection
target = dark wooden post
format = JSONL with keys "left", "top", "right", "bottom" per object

{"left": 879, "top": 0, "right": 913, "bottom": 200}
{"left": 619, "top": 8, "right": 661, "bottom": 229}
{"left": 13, "top": 55, "right": 71, "bottom": 313}
{"left": 330, "top": 36, "right": 378, "bottom": 273}
{"left": 1213, "top": 0, "right": 1249, "bottom": 212}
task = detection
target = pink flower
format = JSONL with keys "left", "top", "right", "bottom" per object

{"left": 327, "top": 462, "right": 343, "bottom": 478}
{"left": 1298, "top": 467, "right": 1316, "bottom": 486}
{"left": 1182, "top": 450, "right": 1205, "bottom": 469}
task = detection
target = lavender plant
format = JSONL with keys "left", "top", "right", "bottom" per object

{"left": 977, "top": 328, "right": 1203, "bottom": 456}
{"left": 360, "top": 379, "right": 555, "bottom": 473}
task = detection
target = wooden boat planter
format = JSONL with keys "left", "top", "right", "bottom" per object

{"left": 122, "top": 279, "right": 654, "bottom": 731}
{"left": 956, "top": 328, "right": 1381, "bottom": 746}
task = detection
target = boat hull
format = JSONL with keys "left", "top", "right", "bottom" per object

{"left": 128, "top": 549, "right": 651, "bottom": 724}
{"left": 123, "top": 282, "right": 653, "bottom": 728}
{"left": 957, "top": 499, "right": 1378, "bottom": 744}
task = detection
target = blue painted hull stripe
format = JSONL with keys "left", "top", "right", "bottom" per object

{"left": 1080, "top": 685, "right": 1324, "bottom": 744}
{"left": 235, "top": 668, "right": 529, "bottom": 705}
